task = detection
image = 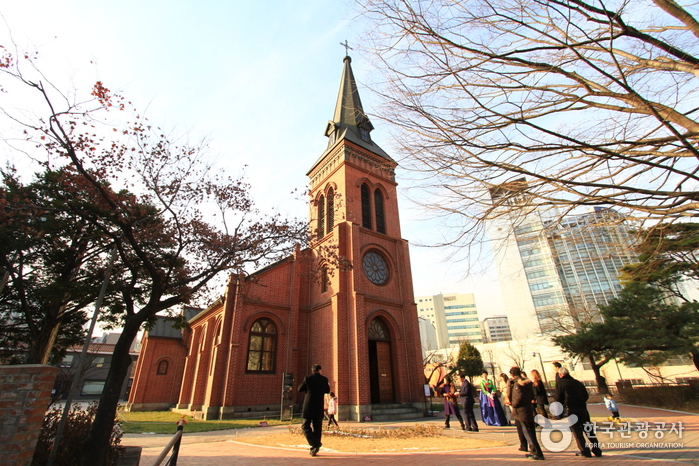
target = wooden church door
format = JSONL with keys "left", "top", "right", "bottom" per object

{"left": 368, "top": 318, "right": 395, "bottom": 403}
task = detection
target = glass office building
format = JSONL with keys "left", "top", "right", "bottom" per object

{"left": 488, "top": 179, "right": 637, "bottom": 338}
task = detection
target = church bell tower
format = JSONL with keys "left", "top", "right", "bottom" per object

{"left": 305, "top": 55, "right": 424, "bottom": 419}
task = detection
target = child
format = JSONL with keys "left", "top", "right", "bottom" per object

{"left": 604, "top": 394, "right": 620, "bottom": 422}
{"left": 327, "top": 392, "right": 339, "bottom": 428}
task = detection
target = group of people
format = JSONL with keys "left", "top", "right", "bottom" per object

{"left": 478, "top": 369, "right": 549, "bottom": 426}
{"left": 438, "top": 362, "right": 607, "bottom": 461}
{"left": 297, "top": 362, "right": 610, "bottom": 460}
{"left": 435, "top": 374, "right": 480, "bottom": 431}
{"left": 441, "top": 367, "right": 546, "bottom": 460}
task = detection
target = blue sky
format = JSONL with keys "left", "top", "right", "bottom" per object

{"left": 0, "top": 0, "right": 505, "bottom": 317}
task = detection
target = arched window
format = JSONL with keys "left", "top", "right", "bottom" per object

{"left": 210, "top": 319, "right": 223, "bottom": 375}
{"left": 361, "top": 183, "right": 372, "bottom": 229}
{"left": 374, "top": 189, "right": 385, "bottom": 234}
{"left": 368, "top": 318, "right": 390, "bottom": 341}
{"left": 246, "top": 318, "right": 277, "bottom": 372}
{"left": 157, "top": 360, "right": 169, "bottom": 375}
{"left": 214, "top": 319, "right": 223, "bottom": 345}
{"left": 327, "top": 188, "right": 335, "bottom": 232}
{"left": 320, "top": 266, "right": 328, "bottom": 293}
{"left": 317, "top": 195, "right": 325, "bottom": 238}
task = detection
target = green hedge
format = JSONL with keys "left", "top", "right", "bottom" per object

{"left": 621, "top": 384, "right": 699, "bottom": 411}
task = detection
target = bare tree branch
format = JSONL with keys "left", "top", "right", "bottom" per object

{"left": 360, "top": 0, "right": 699, "bottom": 256}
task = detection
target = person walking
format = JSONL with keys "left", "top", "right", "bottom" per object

{"left": 507, "top": 366, "right": 545, "bottom": 461}
{"left": 458, "top": 373, "right": 479, "bottom": 431}
{"left": 299, "top": 364, "right": 330, "bottom": 456}
{"left": 327, "top": 392, "right": 339, "bottom": 428}
{"left": 551, "top": 362, "right": 563, "bottom": 419}
{"left": 552, "top": 362, "right": 562, "bottom": 386}
{"left": 555, "top": 367, "right": 602, "bottom": 458}
{"left": 440, "top": 377, "right": 466, "bottom": 430}
{"left": 504, "top": 372, "right": 529, "bottom": 453}
{"left": 530, "top": 369, "right": 549, "bottom": 416}
{"left": 479, "top": 371, "right": 508, "bottom": 426}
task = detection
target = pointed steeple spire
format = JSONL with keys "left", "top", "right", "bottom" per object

{"left": 308, "top": 55, "right": 394, "bottom": 175}
{"left": 331, "top": 56, "right": 374, "bottom": 138}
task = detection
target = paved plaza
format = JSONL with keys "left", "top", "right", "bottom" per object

{"left": 124, "top": 404, "right": 699, "bottom": 465}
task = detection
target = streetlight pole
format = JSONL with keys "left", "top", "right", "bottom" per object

{"left": 533, "top": 352, "right": 549, "bottom": 387}
{"left": 47, "top": 243, "right": 118, "bottom": 466}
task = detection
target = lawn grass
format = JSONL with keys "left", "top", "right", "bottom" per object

{"left": 118, "top": 410, "right": 292, "bottom": 434}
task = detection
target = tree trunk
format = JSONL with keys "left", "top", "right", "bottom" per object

{"left": 81, "top": 315, "right": 142, "bottom": 465}
{"left": 588, "top": 354, "right": 609, "bottom": 394}
{"left": 24, "top": 310, "right": 62, "bottom": 364}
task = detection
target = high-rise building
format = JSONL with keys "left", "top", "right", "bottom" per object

{"left": 481, "top": 315, "right": 512, "bottom": 342}
{"left": 417, "top": 316, "right": 439, "bottom": 357}
{"left": 487, "top": 178, "right": 637, "bottom": 339}
{"left": 416, "top": 293, "right": 482, "bottom": 347}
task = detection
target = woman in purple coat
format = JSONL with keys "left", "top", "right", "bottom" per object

{"left": 440, "top": 377, "right": 466, "bottom": 430}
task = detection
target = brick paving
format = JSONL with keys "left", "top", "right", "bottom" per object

{"left": 124, "top": 404, "right": 699, "bottom": 465}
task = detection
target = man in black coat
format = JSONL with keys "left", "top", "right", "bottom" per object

{"left": 298, "top": 364, "right": 330, "bottom": 456}
{"left": 458, "top": 374, "right": 479, "bottom": 431}
{"left": 554, "top": 367, "right": 602, "bottom": 458}
{"left": 507, "top": 366, "right": 545, "bottom": 461}
{"left": 552, "top": 361, "right": 562, "bottom": 386}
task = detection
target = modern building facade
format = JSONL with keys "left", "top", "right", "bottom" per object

{"left": 53, "top": 332, "right": 139, "bottom": 402}
{"left": 481, "top": 315, "right": 512, "bottom": 343}
{"left": 417, "top": 316, "right": 439, "bottom": 357}
{"left": 487, "top": 178, "right": 637, "bottom": 339}
{"left": 416, "top": 293, "right": 482, "bottom": 347}
{"left": 127, "top": 55, "right": 425, "bottom": 420}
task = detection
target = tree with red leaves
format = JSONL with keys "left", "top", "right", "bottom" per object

{"left": 0, "top": 48, "right": 307, "bottom": 465}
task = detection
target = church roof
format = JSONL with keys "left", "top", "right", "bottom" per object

{"left": 307, "top": 55, "right": 395, "bottom": 175}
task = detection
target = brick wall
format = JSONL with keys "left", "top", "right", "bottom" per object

{"left": 0, "top": 364, "right": 57, "bottom": 466}
{"left": 127, "top": 336, "right": 186, "bottom": 411}
{"left": 127, "top": 129, "right": 426, "bottom": 420}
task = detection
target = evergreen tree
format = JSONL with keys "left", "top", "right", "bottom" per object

{"left": 601, "top": 281, "right": 699, "bottom": 371}
{"left": 451, "top": 341, "right": 484, "bottom": 381}
{"left": 556, "top": 281, "right": 699, "bottom": 377}
{"left": 0, "top": 168, "right": 113, "bottom": 364}
{"left": 553, "top": 326, "right": 615, "bottom": 394}
{"left": 622, "top": 223, "right": 699, "bottom": 298}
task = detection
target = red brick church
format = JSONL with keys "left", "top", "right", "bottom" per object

{"left": 127, "top": 55, "right": 424, "bottom": 421}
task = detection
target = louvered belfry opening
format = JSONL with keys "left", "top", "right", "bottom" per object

{"left": 317, "top": 195, "right": 325, "bottom": 238}
{"left": 361, "top": 183, "right": 372, "bottom": 229}
{"left": 327, "top": 188, "right": 335, "bottom": 232}
{"left": 374, "top": 189, "right": 385, "bottom": 234}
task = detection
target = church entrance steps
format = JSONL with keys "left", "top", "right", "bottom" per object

{"left": 221, "top": 410, "right": 281, "bottom": 420}
{"left": 368, "top": 403, "right": 423, "bottom": 422}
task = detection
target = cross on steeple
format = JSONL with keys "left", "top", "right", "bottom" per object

{"left": 340, "top": 40, "right": 353, "bottom": 57}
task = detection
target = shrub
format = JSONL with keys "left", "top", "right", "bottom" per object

{"left": 621, "top": 385, "right": 699, "bottom": 411}
{"left": 32, "top": 402, "right": 123, "bottom": 466}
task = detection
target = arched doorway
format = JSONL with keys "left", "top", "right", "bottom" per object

{"left": 368, "top": 318, "right": 395, "bottom": 403}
